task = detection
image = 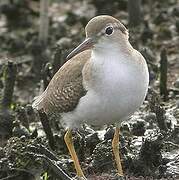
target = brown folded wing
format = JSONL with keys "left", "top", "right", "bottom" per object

{"left": 32, "top": 50, "right": 91, "bottom": 115}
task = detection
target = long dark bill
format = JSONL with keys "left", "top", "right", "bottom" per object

{"left": 66, "top": 38, "right": 94, "bottom": 60}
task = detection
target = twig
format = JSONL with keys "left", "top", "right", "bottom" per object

{"left": 160, "top": 48, "right": 168, "bottom": 101}
{"left": 39, "top": 0, "right": 49, "bottom": 45}
{"left": 155, "top": 105, "right": 168, "bottom": 132}
{"left": 1, "top": 61, "right": 17, "bottom": 110}
{"left": 0, "top": 56, "right": 32, "bottom": 66}
{"left": 26, "top": 145, "right": 72, "bottom": 180}
{"left": 34, "top": 154, "right": 73, "bottom": 180}
{"left": 27, "top": 144, "right": 59, "bottom": 161}
{"left": 148, "top": 89, "right": 168, "bottom": 132}
{"left": 164, "top": 141, "right": 179, "bottom": 148}
{"left": 38, "top": 109, "right": 56, "bottom": 150}
{"left": 52, "top": 38, "right": 72, "bottom": 75}
{"left": 42, "top": 63, "right": 53, "bottom": 90}
{"left": 128, "top": 0, "right": 142, "bottom": 27}
{"left": 52, "top": 45, "right": 65, "bottom": 75}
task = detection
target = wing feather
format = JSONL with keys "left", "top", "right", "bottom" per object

{"left": 32, "top": 50, "right": 91, "bottom": 115}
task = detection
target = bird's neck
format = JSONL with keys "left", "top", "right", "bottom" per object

{"left": 93, "top": 40, "right": 133, "bottom": 57}
{"left": 83, "top": 41, "right": 135, "bottom": 90}
{"left": 87, "top": 42, "right": 133, "bottom": 88}
{"left": 91, "top": 40, "right": 133, "bottom": 65}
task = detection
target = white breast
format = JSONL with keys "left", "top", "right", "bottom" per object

{"left": 61, "top": 49, "right": 149, "bottom": 129}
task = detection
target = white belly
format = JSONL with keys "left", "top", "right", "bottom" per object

{"left": 61, "top": 50, "right": 149, "bottom": 129}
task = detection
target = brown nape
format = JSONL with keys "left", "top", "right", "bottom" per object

{"left": 114, "top": 23, "right": 128, "bottom": 35}
{"left": 85, "top": 15, "right": 127, "bottom": 37}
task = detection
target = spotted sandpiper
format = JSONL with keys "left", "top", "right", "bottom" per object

{"left": 32, "top": 15, "right": 149, "bottom": 179}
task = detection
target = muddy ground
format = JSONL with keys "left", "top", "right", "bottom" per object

{"left": 0, "top": 0, "right": 179, "bottom": 180}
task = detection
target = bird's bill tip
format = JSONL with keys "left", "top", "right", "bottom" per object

{"left": 66, "top": 38, "right": 94, "bottom": 60}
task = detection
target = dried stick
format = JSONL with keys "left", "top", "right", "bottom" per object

{"left": 39, "top": 0, "right": 49, "bottom": 45}
{"left": 160, "top": 48, "right": 168, "bottom": 101}
{"left": 128, "top": 0, "right": 142, "bottom": 27}
{"left": 1, "top": 61, "right": 17, "bottom": 110}
{"left": 38, "top": 109, "right": 56, "bottom": 150}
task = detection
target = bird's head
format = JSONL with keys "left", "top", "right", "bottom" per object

{"left": 67, "top": 15, "right": 129, "bottom": 60}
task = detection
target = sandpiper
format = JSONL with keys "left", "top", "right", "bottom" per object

{"left": 32, "top": 15, "right": 149, "bottom": 179}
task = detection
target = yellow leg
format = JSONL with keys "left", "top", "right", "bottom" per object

{"left": 64, "top": 129, "right": 85, "bottom": 178}
{"left": 112, "top": 127, "right": 124, "bottom": 176}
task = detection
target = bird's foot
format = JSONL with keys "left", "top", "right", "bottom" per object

{"left": 74, "top": 176, "right": 87, "bottom": 180}
{"left": 114, "top": 173, "right": 125, "bottom": 180}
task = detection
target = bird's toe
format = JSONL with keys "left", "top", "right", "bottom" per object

{"left": 114, "top": 174, "right": 125, "bottom": 180}
{"left": 74, "top": 176, "right": 87, "bottom": 180}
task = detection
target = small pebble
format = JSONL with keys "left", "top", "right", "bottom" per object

{"left": 168, "top": 91, "right": 175, "bottom": 98}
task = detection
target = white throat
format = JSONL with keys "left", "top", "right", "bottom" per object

{"left": 90, "top": 43, "right": 134, "bottom": 90}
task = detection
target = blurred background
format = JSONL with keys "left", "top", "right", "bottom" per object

{"left": 0, "top": 0, "right": 179, "bottom": 179}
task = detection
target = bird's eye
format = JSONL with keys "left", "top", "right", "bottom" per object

{"left": 105, "top": 26, "right": 113, "bottom": 35}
